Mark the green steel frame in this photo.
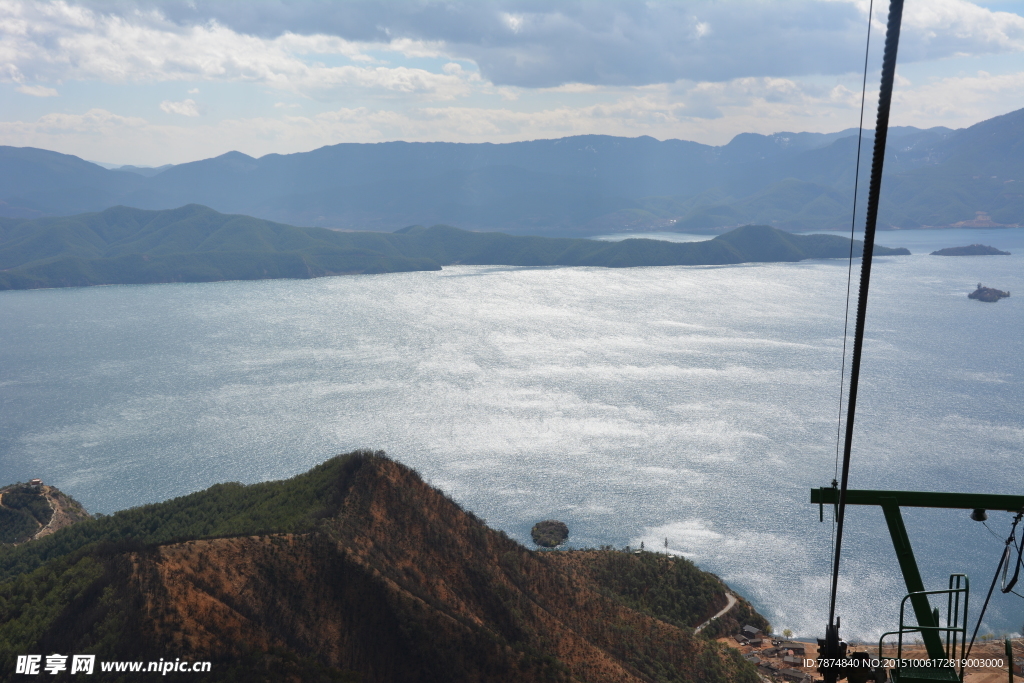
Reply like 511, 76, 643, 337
810, 488, 1024, 666
877, 575, 968, 682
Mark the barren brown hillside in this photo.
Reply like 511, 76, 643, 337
2, 453, 763, 683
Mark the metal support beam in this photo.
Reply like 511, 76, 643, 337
810, 488, 1024, 666
1005, 639, 1013, 683
880, 500, 946, 662
811, 489, 1024, 513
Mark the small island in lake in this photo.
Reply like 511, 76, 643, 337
931, 244, 1010, 256
968, 284, 1010, 302
531, 519, 569, 547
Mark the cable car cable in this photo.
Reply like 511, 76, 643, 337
982, 520, 1005, 542
1000, 513, 1022, 594
826, 0, 905, 640
829, 0, 875, 576
964, 514, 1020, 661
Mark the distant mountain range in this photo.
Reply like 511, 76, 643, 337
0, 204, 909, 290
1, 109, 1021, 236
0, 451, 766, 682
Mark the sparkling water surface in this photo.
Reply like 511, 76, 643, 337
1, 228, 1021, 640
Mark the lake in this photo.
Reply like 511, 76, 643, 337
1, 227, 1021, 640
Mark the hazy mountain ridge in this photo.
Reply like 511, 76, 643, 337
0, 204, 909, 290
0, 452, 766, 683
0, 109, 1019, 234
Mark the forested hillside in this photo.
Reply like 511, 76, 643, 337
0, 204, 908, 290
0, 451, 767, 683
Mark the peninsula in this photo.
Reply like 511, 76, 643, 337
0, 204, 909, 290
0, 452, 767, 682
0, 480, 90, 545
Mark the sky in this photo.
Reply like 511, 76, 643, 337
1, 0, 1023, 166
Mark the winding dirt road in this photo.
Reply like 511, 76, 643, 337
695, 591, 738, 633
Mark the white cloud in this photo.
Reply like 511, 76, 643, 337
158, 0, 1020, 87
272, 31, 375, 61
541, 83, 599, 94
16, 84, 58, 97
501, 13, 525, 34
0, 1, 473, 99
3, 0, 1021, 97
385, 38, 449, 60
3, 63, 1022, 166
0, 108, 148, 141
160, 98, 199, 116
899, 0, 1024, 60
891, 68, 1024, 126
0, 0, 1021, 165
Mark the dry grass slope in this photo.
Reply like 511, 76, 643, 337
0, 453, 763, 683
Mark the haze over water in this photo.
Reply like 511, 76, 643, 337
2, 228, 1021, 640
